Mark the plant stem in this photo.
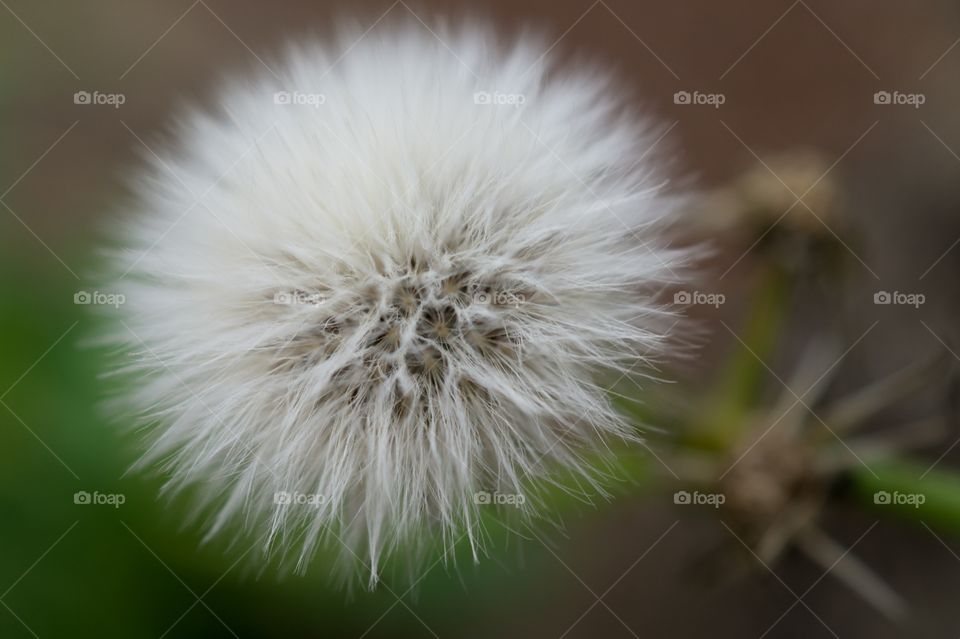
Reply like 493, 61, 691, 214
848, 458, 960, 536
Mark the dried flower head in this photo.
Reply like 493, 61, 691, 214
105, 22, 688, 585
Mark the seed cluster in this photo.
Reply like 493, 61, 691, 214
107, 23, 689, 584
272, 259, 535, 413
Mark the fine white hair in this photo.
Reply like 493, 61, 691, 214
104, 20, 690, 587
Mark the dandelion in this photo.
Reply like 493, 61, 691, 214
104, 22, 689, 586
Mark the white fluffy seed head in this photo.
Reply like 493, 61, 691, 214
103, 21, 690, 587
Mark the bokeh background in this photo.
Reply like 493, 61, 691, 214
3, 1, 960, 637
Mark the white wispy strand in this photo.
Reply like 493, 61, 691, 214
103, 22, 691, 587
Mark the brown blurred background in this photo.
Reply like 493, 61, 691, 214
3, 1, 960, 637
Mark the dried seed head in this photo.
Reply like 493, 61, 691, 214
104, 21, 689, 586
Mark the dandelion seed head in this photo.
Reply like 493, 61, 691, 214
105, 21, 691, 586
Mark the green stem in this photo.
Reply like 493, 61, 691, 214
687, 263, 789, 449
848, 458, 960, 536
